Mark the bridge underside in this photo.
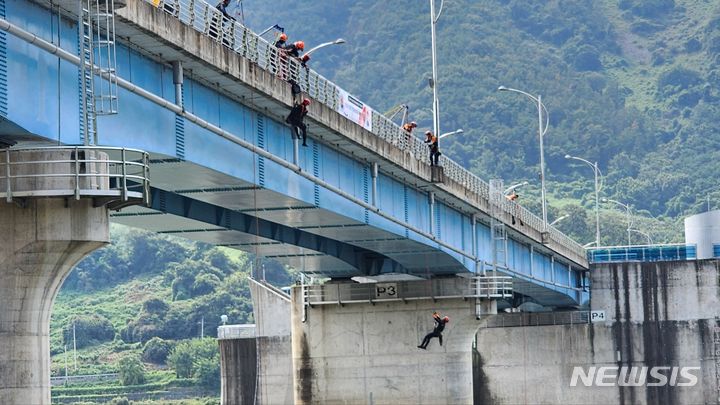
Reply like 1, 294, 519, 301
111, 156, 465, 279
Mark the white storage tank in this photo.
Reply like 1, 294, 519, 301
684, 210, 720, 259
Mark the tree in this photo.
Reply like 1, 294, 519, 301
168, 341, 195, 378
142, 337, 172, 364
118, 354, 145, 386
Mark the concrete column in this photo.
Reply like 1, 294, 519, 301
290, 287, 496, 404
0, 150, 109, 404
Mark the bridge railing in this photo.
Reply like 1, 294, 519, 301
303, 276, 512, 306
587, 243, 697, 263
147, 0, 584, 257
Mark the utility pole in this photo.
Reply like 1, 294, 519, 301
73, 320, 77, 371
200, 317, 204, 339
64, 345, 68, 383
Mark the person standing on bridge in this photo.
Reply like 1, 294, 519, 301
286, 98, 311, 146
418, 311, 449, 349
274, 33, 288, 48
424, 130, 441, 166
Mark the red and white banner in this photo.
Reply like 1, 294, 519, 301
337, 88, 373, 132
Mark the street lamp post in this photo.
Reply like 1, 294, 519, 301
438, 128, 463, 140
602, 198, 632, 246
549, 214, 569, 227
304, 38, 346, 57
430, 0, 445, 139
498, 86, 550, 231
565, 154, 603, 247
629, 228, 653, 245
503, 181, 528, 196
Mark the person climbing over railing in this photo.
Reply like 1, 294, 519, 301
402, 121, 417, 148
424, 130, 441, 166
418, 311, 449, 349
280, 40, 305, 99
286, 98, 311, 147
209, 0, 235, 45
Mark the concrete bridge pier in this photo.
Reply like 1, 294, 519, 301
290, 287, 497, 404
0, 149, 112, 404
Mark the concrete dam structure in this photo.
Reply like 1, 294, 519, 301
221, 259, 720, 404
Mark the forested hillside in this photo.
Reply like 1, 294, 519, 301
241, 0, 720, 244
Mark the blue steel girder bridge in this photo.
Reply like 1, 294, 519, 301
2, 0, 588, 307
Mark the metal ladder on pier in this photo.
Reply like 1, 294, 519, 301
79, 0, 119, 145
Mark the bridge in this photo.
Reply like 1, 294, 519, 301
0, 0, 590, 403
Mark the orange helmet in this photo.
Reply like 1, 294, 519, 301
279, 33, 288, 41
443, 316, 449, 322
302, 98, 311, 106
295, 41, 305, 50
302, 54, 311, 62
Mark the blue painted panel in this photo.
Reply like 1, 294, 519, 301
367, 210, 406, 237
98, 90, 177, 155
7, 0, 80, 142
185, 79, 220, 127
477, 222, 492, 263
261, 159, 315, 204
265, 118, 291, 161
320, 145, 339, 187
318, 186, 365, 223
181, 119, 256, 179
406, 187, 429, 234
126, 49, 165, 96
377, 173, 405, 221
554, 261, 570, 288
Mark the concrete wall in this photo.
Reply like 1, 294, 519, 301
476, 260, 720, 404
290, 286, 496, 404
220, 280, 294, 405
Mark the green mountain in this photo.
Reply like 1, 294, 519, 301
240, 0, 720, 243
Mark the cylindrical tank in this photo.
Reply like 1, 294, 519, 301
684, 210, 720, 259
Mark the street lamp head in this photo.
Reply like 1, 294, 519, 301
456, 129, 464, 134
497, 86, 508, 92
564, 154, 572, 159
333, 38, 346, 45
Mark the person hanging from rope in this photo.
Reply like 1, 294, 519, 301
286, 98, 311, 147
418, 311, 449, 349
424, 130, 441, 166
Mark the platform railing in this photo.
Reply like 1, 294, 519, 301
146, 0, 585, 257
302, 276, 512, 306
484, 311, 590, 328
587, 243, 697, 263
0, 146, 150, 209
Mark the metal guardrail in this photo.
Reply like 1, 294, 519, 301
145, 0, 585, 258
0, 146, 150, 209
217, 324, 256, 340
587, 243, 697, 263
484, 311, 590, 328
302, 276, 512, 306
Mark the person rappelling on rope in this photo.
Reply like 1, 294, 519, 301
418, 311, 449, 349
286, 98, 311, 147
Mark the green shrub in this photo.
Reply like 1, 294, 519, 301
142, 337, 172, 364
118, 354, 145, 386
109, 397, 130, 405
